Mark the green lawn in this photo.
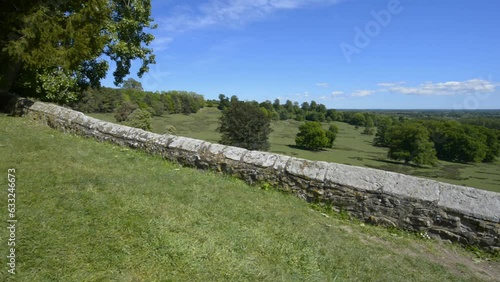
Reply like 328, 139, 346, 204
1, 114, 498, 281
91, 108, 500, 193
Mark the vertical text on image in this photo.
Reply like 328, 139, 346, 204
7, 168, 17, 275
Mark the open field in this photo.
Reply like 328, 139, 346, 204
91, 108, 500, 193
1, 114, 499, 281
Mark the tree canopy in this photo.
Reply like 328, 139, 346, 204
217, 101, 272, 151
295, 121, 330, 151
0, 0, 156, 103
387, 123, 438, 166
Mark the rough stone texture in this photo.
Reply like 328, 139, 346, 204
16, 99, 500, 251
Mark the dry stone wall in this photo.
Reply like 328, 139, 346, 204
15, 99, 500, 251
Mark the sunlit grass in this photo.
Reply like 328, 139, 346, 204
0, 114, 496, 281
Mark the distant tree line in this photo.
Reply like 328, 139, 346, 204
459, 117, 500, 130
72, 86, 205, 117
70, 78, 205, 131
216, 95, 500, 163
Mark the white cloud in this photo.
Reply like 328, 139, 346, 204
385, 79, 495, 96
159, 0, 342, 32
377, 81, 405, 87
351, 90, 374, 97
330, 91, 344, 96
292, 91, 310, 99
151, 36, 173, 51
316, 82, 329, 88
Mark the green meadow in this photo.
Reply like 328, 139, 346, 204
1, 114, 499, 281
91, 108, 500, 193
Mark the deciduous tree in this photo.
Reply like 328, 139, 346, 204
295, 121, 330, 151
387, 123, 438, 166
218, 101, 272, 151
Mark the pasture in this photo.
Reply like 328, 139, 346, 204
1, 114, 498, 281
91, 108, 500, 193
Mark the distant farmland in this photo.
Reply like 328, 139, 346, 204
90, 108, 500, 193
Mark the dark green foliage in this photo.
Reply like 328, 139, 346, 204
72, 87, 123, 113
273, 99, 281, 111
423, 120, 499, 163
1, 0, 156, 103
114, 101, 138, 122
373, 117, 394, 147
301, 102, 310, 111
326, 124, 339, 148
125, 109, 152, 131
352, 113, 366, 126
365, 116, 375, 127
483, 129, 500, 162
218, 101, 272, 151
362, 127, 375, 135
387, 123, 438, 166
305, 111, 326, 122
72, 87, 204, 116
362, 116, 375, 135
460, 116, 500, 130
295, 121, 330, 150
217, 94, 231, 110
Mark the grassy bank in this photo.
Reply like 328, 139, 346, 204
91, 108, 500, 193
0, 114, 498, 281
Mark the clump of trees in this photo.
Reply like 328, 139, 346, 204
387, 123, 438, 166
423, 120, 499, 163
375, 119, 500, 165
218, 95, 344, 123
217, 101, 272, 151
295, 122, 338, 151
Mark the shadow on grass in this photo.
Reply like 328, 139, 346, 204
286, 144, 328, 152
366, 157, 424, 168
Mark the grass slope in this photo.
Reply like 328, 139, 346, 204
0, 114, 498, 281
91, 108, 500, 193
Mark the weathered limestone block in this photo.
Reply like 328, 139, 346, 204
102, 123, 135, 140
169, 136, 209, 152
200, 143, 226, 165
439, 183, 500, 222
166, 136, 211, 166
286, 158, 328, 182
242, 150, 278, 168
223, 146, 248, 161
325, 163, 382, 192
382, 171, 440, 203
144, 134, 176, 158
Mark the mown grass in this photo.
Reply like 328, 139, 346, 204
0, 114, 499, 281
91, 108, 500, 192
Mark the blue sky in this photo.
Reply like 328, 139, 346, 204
102, 0, 500, 109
